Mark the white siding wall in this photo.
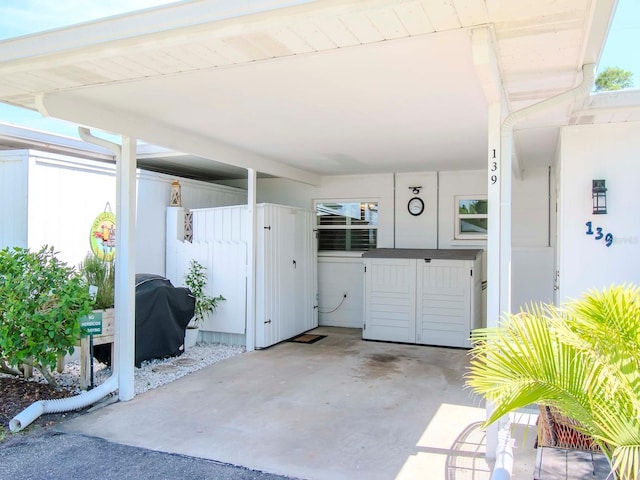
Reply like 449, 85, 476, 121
28, 153, 116, 268
558, 121, 640, 302
0, 151, 29, 249
0, 149, 246, 274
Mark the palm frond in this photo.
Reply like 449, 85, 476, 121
467, 285, 640, 480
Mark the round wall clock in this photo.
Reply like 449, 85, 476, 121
407, 197, 424, 216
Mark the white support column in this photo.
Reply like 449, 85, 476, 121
472, 26, 513, 461
499, 126, 513, 321
115, 136, 137, 401
245, 168, 257, 352
486, 101, 510, 457
486, 102, 503, 329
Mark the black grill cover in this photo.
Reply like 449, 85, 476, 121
134, 274, 195, 367
94, 274, 195, 367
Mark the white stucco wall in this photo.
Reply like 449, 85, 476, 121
252, 166, 554, 327
558, 121, 640, 302
1, 149, 246, 274
394, 172, 438, 249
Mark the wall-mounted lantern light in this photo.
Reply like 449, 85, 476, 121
170, 180, 182, 207
592, 179, 607, 215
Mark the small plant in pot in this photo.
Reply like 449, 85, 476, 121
183, 259, 224, 348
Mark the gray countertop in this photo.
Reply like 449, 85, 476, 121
361, 248, 483, 260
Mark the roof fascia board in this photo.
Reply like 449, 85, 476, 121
0, 0, 319, 63
0, 122, 114, 161
579, 0, 618, 67
0, 0, 448, 77
587, 89, 640, 109
39, 92, 321, 186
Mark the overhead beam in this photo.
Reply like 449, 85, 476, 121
471, 27, 503, 105
38, 92, 321, 186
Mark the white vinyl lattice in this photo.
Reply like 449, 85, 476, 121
184, 211, 193, 243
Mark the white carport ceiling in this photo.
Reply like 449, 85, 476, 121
0, 0, 616, 182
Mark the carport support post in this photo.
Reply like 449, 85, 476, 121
245, 168, 257, 352
115, 135, 137, 401
486, 101, 512, 457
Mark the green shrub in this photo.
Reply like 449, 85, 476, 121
184, 260, 224, 328
0, 246, 92, 387
78, 252, 114, 310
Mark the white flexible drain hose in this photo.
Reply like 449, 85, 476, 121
9, 376, 118, 432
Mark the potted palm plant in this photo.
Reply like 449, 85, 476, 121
467, 284, 640, 480
183, 259, 224, 348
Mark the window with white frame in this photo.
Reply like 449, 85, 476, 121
315, 200, 378, 251
455, 196, 488, 239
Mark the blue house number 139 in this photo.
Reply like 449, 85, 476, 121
585, 221, 613, 247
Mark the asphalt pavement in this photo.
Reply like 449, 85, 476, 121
0, 430, 299, 480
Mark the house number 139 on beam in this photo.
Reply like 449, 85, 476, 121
490, 149, 498, 184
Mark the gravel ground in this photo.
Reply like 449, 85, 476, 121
23, 342, 246, 395
0, 342, 246, 429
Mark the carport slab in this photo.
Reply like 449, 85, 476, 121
59, 327, 536, 479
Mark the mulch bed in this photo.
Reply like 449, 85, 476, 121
0, 377, 76, 432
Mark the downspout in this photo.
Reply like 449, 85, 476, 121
10, 127, 122, 432
489, 63, 595, 480
79, 127, 121, 158
495, 62, 594, 314
501, 63, 595, 175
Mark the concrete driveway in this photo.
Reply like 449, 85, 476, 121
59, 327, 536, 479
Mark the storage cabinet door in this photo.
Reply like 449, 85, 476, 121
364, 258, 416, 343
416, 259, 471, 348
